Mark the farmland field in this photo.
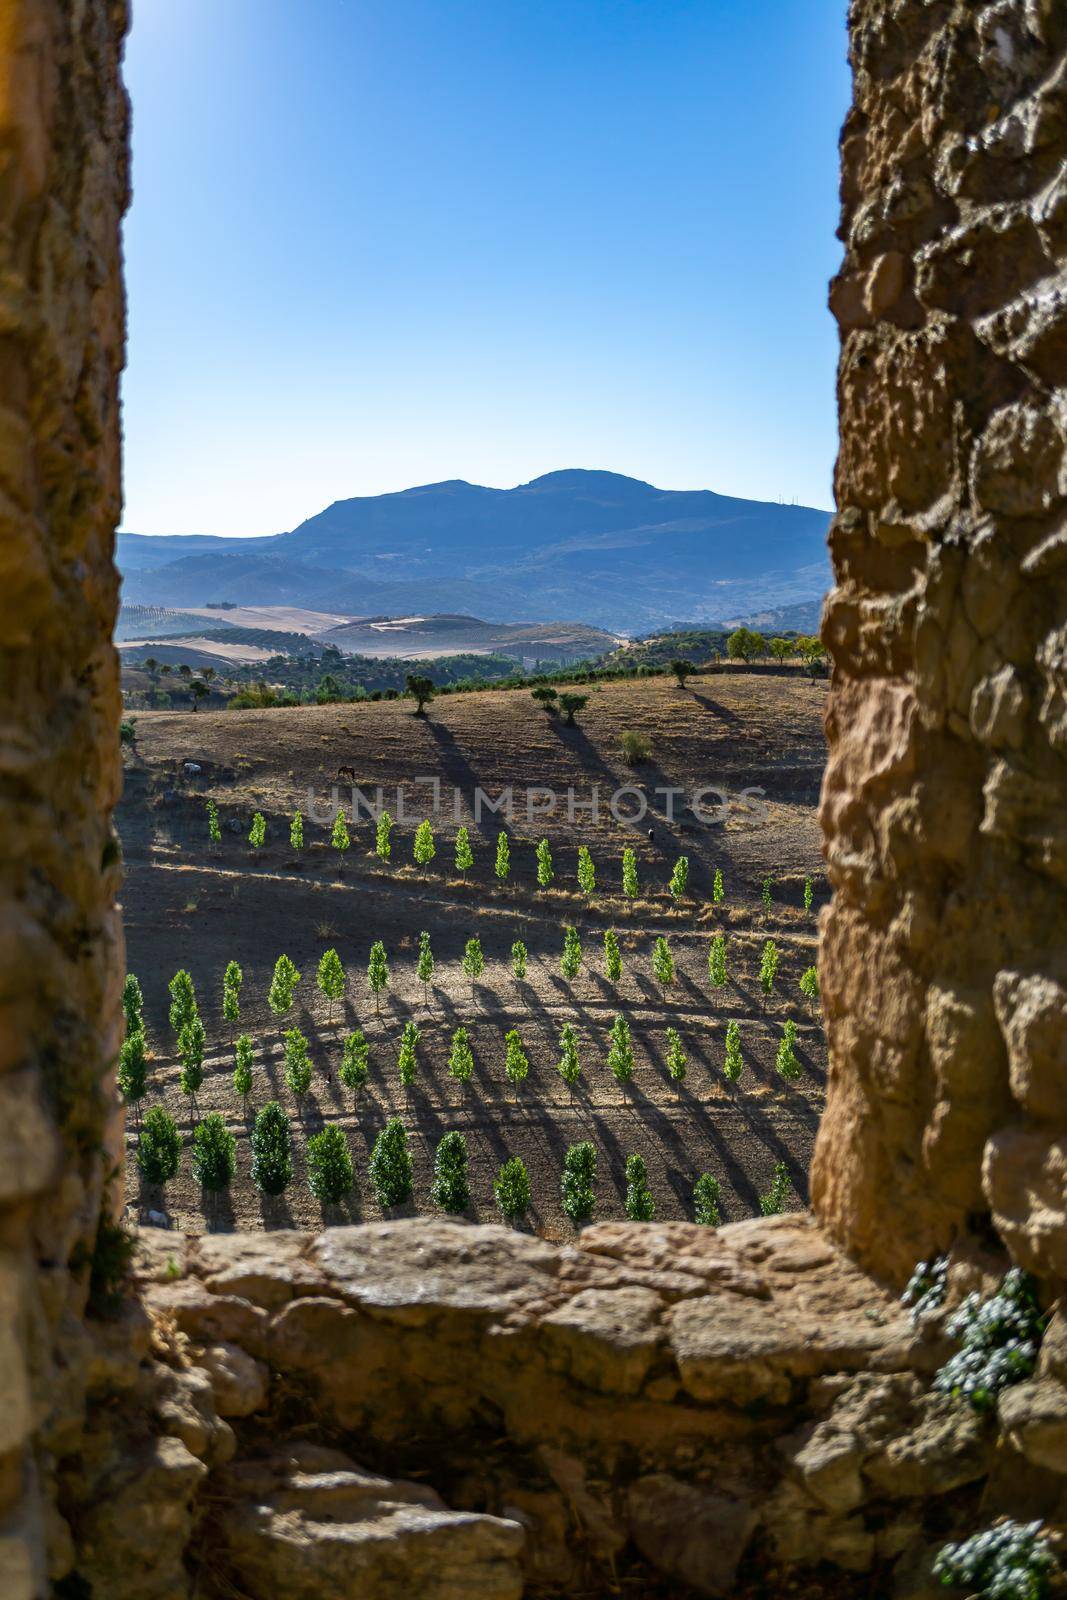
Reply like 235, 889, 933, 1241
117, 670, 829, 1237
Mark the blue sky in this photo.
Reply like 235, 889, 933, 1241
121, 0, 850, 536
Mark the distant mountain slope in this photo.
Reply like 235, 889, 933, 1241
117, 470, 831, 633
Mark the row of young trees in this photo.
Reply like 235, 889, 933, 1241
136, 1104, 793, 1224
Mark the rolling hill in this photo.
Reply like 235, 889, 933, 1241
117, 469, 831, 633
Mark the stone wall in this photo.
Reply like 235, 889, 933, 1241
813, 0, 1067, 1286
0, 2, 129, 1593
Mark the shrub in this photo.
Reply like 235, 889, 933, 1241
192, 1113, 236, 1192
775, 1019, 801, 1080
376, 809, 394, 861
178, 1016, 205, 1095
462, 936, 485, 983
761, 874, 773, 912
723, 1020, 743, 1081
557, 1021, 581, 1086
622, 848, 639, 900
122, 972, 144, 1036
120, 717, 137, 745
340, 1030, 369, 1098
268, 954, 301, 1017
413, 819, 435, 866
511, 940, 527, 981
759, 1161, 791, 1216
118, 1029, 148, 1104
803, 875, 814, 912
901, 1256, 948, 1324
693, 1172, 721, 1226
495, 831, 511, 881
431, 1131, 470, 1213
397, 1020, 420, 1086
625, 1153, 655, 1221
168, 968, 198, 1037
249, 811, 266, 850
504, 1028, 529, 1086
800, 965, 819, 1004
331, 809, 350, 860
577, 846, 596, 895
233, 1033, 254, 1098
561, 926, 582, 980
535, 838, 553, 888
317, 948, 346, 1022
369, 1118, 413, 1208
251, 1102, 292, 1196
620, 729, 651, 765
561, 1141, 597, 1226
669, 856, 689, 900
651, 935, 674, 990
283, 1028, 313, 1097
604, 928, 622, 982
759, 939, 780, 995
448, 1025, 474, 1082
933, 1521, 1055, 1600
367, 941, 389, 1011
712, 866, 724, 904
708, 933, 727, 987
290, 809, 304, 849
137, 1106, 181, 1185
222, 959, 243, 1031
455, 825, 473, 874
495, 1156, 531, 1221
307, 1125, 354, 1204
666, 1026, 686, 1082
933, 1268, 1046, 1412
607, 1014, 634, 1085
417, 931, 434, 998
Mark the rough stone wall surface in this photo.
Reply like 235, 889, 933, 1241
814, 0, 1067, 1286
0, 2, 128, 1594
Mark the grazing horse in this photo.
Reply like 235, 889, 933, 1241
337, 765, 355, 781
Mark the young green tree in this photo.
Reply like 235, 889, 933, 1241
207, 798, 222, 850
561, 925, 582, 980
137, 1106, 181, 1186
668, 855, 689, 901
290, 809, 304, 850
413, 819, 436, 867
222, 959, 242, 1035
462, 936, 485, 986
577, 846, 596, 895
369, 1118, 413, 1208
367, 941, 389, 1014
708, 933, 728, 987
607, 1013, 634, 1086
339, 1030, 369, 1102
405, 672, 436, 715
666, 1026, 687, 1084
769, 636, 792, 664
726, 626, 764, 664
775, 1020, 802, 1081
454, 825, 474, 876
561, 1141, 597, 1226
622, 847, 639, 901
283, 1028, 313, 1098
417, 930, 434, 1001
803, 875, 814, 913
531, 686, 558, 713
168, 968, 198, 1038
268, 954, 301, 1018
799, 965, 819, 1007
761, 874, 773, 913
307, 1125, 354, 1204
192, 1113, 236, 1192
178, 1016, 205, 1097
603, 928, 622, 983
503, 1028, 529, 1089
759, 939, 780, 996
375, 809, 394, 861
495, 1156, 531, 1222
511, 939, 528, 982
118, 1029, 148, 1107
557, 1021, 581, 1089
397, 1020, 420, 1087
625, 1153, 655, 1221
670, 658, 696, 688
448, 1025, 474, 1082
495, 830, 511, 882
251, 1101, 292, 1196
759, 1161, 791, 1216
651, 935, 675, 991
536, 838, 553, 888
233, 1033, 254, 1099
249, 811, 266, 850
712, 866, 724, 905
431, 1131, 470, 1214
317, 947, 346, 1023
122, 972, 144, 1036
331, 808, 351, 864
723, 1020, 744, 1082
693, 1172, 721, 1226
558, 692, 589, 726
